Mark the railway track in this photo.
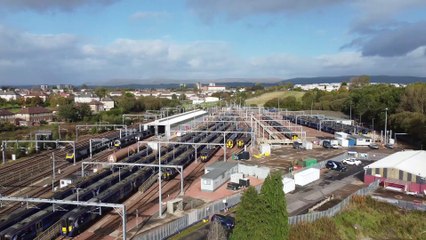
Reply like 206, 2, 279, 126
0, 150, 112, 217
0, 131, 120, 195
81, 146, 236, 240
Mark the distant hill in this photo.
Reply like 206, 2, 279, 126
7, 75, 425, 89
280, 75, 426, 85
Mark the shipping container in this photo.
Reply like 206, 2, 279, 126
303, 158, 317, 167
294, 168, 320, 186
282, 177, 296, 193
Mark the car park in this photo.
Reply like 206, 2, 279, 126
342, 158, 362, 166
326, 160, 347, 172
211, 214, 235, 230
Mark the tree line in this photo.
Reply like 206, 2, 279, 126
263, 78, 425, 148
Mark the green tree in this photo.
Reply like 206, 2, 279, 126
58, 103, 79, 122
398, 82, 426, 114
94, 87, 108, 98
260, 171, 289, 240
178, 93, 187, 101
349, 75, 370, 89
116, 93, 137, 113
77, 103, 92, 121
231, 186, 263, 240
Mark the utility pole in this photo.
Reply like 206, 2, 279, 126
384, 108, 388, 144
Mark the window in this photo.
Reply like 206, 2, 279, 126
203, 179, 211, 185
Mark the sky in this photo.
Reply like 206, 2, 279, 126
0, 0, 426, 85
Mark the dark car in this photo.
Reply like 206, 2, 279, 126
326, 160, 347, 172
211, 214, 235, 229
322, 140, 332, 149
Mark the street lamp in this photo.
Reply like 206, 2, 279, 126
384, 108, 388, 144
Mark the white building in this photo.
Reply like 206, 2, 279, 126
100, 97, 115, 111
192, 96, 219, 105
0, 91, 20, 101
294, 83, 342, 92
74, 92, 100, 103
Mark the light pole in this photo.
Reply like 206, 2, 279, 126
384, 108, 388, 144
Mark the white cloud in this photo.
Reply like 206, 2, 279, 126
0, 26, 425, 85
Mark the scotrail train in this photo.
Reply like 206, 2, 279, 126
0, 120, 235, 239
65, 129, 154, 163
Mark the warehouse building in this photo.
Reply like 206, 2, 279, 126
364, 150, 426, 195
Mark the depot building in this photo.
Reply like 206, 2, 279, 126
364, 150, 426, 195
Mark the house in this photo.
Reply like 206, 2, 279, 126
88, 100, 104, 113
15, 106, 53, 125
109, 91, 122, 97
0, 91, 20, 101
100, 97, 114, 111
23, 91, 48, 102
364, 150, 426, 195
74, 92, 100, 103
0, 109, 15, 123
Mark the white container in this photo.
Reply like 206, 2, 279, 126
230, 173, 244, 183
338, 138, 349, 147
238, 164, 255, 176
282, 177, 296, 193
303, 141, 313, 150
389, 138, 395, 145
260, 144, 271, 155
11, 154, 16, 161
294, 168, 320, 186
255, 167, 270, 179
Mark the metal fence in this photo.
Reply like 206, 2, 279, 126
135, 151, 391, 240
137, 193, 244, 240
371, 195, 426, 212
287, 180, 380, 224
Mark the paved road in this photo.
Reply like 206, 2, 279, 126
286, 161, 368, 215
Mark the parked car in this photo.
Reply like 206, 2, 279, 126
331, 144, 341, 149
368, 143, 379, 149
211, 214, 235, 230
385, 143, 394, 149
326, 160, 347, 172
343, 158, 362, 166
323, 141, 332, 149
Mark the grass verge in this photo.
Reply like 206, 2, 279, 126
246, 90, 304, 106
290, 196, 426, 240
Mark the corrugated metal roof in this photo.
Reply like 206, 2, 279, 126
156, 110, 207, 126
364, 150, 426, 177
205, 161, 237, 171
202, 168, 226, 180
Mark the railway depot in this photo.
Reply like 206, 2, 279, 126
0, 107, 423, 240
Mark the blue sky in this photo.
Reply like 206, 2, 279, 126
0, 0, 426, 85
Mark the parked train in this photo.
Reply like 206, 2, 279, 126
283, 115, 369, 135
65, 129, 154, 163
236, 135, 251, 148
263, 116, 298, 140
60, 122, 229, 236
0, 121, 230, 239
